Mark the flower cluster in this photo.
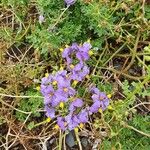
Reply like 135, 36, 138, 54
40, 41, 110, 131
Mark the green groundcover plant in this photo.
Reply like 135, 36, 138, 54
1, 0, 150, 149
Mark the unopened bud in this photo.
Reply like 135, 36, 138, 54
45, 73, 49, 77
46, 117, 51, 123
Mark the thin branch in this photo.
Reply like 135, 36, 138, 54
124, 123, 150, 137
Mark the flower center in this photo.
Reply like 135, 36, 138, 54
49, 92, 54, 97
64, 122, 67, 127
99, 96, 104, 100
63, 88, 68, 92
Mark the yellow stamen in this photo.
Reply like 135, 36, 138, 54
88, 50, 94, 56
74, 127, 79, 133
79, 123, 84, 129
87, 38, 91, 43
63, 88, 68, 92
70, 64, 74, 69
59, 48, 64, 52
108, 105, 113, 110
54, 124, 59, 130
64, 122, 67, 127
100, 97, 104, 100
46, 117, 51, 123
98, 108, 103, 113
59, 102, 64, 109
45, 73, 49, 77
107, 94, 112, 99
36, 86, 40, 91
52, 80, 57, 86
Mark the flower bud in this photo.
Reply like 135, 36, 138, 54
88, 50, 94, 56
79, 123, 84, 129
59, 102, 64, 109
36, 86, 40, 91
107, 94, 112, 99
74, 127, 79, 133
54, 124, 59, 130
60, 48, 64, 52
46, 117, 51, 123
45, 73, 49, 77
98, 108, 103, 113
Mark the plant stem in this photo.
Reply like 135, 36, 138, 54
59, 130, 63, 150
75, 131, 82, 150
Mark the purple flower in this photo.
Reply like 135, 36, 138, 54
89, 88, 110, 114
57, 117, 66, 131
40, 75, 54, 95
45, 105, 55, 118
65, 113, 79, 130
51, 93, 68, 107
56, 86, 76, 98
65, 0, 76, 6
70, 63, 90, 81
62, 43, 79, 66
76, 42, 92, 62
53, 70, 70, 87
89, 100, 101, 114
69, 98, 83, 112
78, 109, 89, 123
39, 15, 44, 24
89, 86, 100, 95
41, 84, 54, 96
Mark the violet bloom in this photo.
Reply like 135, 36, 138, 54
89, 86, 100, 95
89, 88, 110, 114
70, 63, 90, 81
78, 109, 89, 123
76, 42, 92, 62
65, 0, 76, 6
43, 91, 56, 105
54, 75, 70, 89
39, 14, 44, 24
56, 86, 76, 98
40, 75, 53, 95
69, 98, 83, 112
57, 117, 66, 131
45, 105, 55, 118
51, 93, 68, 107
65, 112, 79, 130
55, 70, 76, 97
62, 43, 79, 66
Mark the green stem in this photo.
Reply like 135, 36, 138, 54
103, 43, 126, 66
59, 130, 63, 150
75, 131, 82, 150
123, 30, 140, 72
